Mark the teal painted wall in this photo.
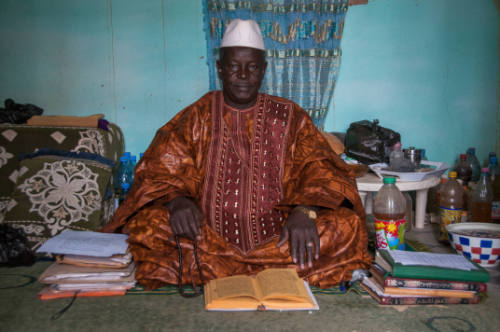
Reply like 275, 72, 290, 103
0, 0, 498, 168
327, 0, 499, 167
0, 0, 209, 156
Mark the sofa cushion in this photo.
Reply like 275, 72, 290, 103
0, 123, 124, 200
2, 154, 113, 250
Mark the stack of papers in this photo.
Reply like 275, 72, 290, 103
56, 252, 133, 268
36, 230, 136, 300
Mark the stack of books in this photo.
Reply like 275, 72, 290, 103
36, 230, 136, 300
361, 250, 490, 305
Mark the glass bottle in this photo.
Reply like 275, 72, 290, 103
439, 171, 464, 242
466, 147, 481, 182
374, 177, 406, 250
468, 168, 493, 222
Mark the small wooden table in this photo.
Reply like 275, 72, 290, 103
356, 172, 441, 229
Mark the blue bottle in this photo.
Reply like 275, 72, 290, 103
485, 152, 497, 168
119, 182, 130, 204
420, 149, 427, 161
114, 155, 130, 197
126, 155, 136, 186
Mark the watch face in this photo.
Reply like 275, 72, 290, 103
296, 206, 317, 219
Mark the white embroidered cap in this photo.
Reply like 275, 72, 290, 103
220, 19, 265, 51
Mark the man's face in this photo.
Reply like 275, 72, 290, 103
217, 47, 267, 109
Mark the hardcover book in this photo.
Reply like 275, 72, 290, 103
361, 277, 481, 305
375, 250, 490, 283
370, 263, 487, 292
38, 287, 126, 300
204, 268, 319, 311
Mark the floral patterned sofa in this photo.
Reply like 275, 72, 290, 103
0, 122, 124, 250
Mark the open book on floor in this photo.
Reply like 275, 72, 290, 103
204, 268, 319, 311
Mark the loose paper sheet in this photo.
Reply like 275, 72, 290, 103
387, 250, 477, 270
36, 230, 129, 257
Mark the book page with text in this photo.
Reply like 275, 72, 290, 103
388, 250, 477, 270
256, 268, 309, 300
210, 275, 261, 300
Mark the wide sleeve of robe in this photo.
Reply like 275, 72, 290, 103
279, 99, 365, 220
101, 92, 214, 233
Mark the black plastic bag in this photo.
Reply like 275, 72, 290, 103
0, 224, 36, 267
345, 119, 401, 165
0, 98, 44, 124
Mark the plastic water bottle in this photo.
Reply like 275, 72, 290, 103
122, 152, 132, 181
428, 177, 446, 217
485, 152, 497, 167
489, 156, 499, 178
466, 147, 481, 182
114, 155, 130, 196
439, 171, 464, 242
374, 177, 406, 250
490, 157, 500, 222
454, 154, 472, 186
128, 155, 137, 186
119, 182, 130, 204
469, 168, 493, 222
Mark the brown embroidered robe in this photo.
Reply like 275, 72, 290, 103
102, 91, 371, 289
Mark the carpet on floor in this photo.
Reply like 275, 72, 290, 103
1, 253, 499, 332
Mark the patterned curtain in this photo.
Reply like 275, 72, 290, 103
202, 0, 350, 129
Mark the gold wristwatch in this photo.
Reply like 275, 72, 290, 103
294, 206, 317, 220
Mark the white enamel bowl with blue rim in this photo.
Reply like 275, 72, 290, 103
446, 222, 500, 268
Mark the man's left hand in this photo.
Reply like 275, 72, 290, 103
277, 207, 320, 270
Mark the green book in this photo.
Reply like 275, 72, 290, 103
375, 250, 490, 283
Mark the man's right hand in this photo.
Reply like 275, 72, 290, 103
166, 196, 203, 241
